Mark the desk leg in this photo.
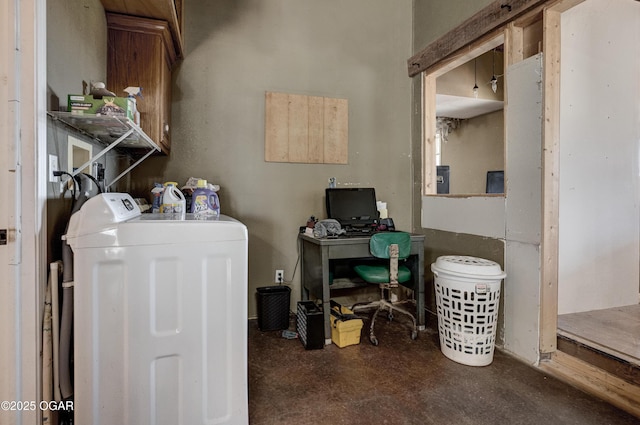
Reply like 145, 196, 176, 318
299, 237, 331, 344
321, 245, 332, 345
299, 237, 309, 301
416, 248, 425, 331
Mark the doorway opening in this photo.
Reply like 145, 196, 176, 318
554, 0, 640, 387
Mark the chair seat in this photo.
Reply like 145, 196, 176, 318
353, 264, 412, 285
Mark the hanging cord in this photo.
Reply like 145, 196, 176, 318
53, 171, 77, 205
79, 172, 103, 194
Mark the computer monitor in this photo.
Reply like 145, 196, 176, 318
436, 165, 450, 194
325, 188, 378, 227
486, 170, 504, 194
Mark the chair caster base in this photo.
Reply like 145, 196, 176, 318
411, 330, 418, 340
369, 335, 379, 346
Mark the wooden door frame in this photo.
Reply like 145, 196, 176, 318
0, 0, 47, 423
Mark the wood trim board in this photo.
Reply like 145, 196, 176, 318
408, 0, 550, 77
539, 6, 561, 355
540, 351, 640, 418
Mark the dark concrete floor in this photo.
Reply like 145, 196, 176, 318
248, 314, 639, 425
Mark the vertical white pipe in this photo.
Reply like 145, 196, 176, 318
51, 261, 61, 402
42, 269, 53, 423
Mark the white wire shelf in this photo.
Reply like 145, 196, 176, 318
48, 111, 161, 188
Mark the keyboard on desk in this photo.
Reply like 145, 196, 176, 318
342, 228, 375, 237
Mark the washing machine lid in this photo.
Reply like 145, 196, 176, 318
115, 213, 248, 247
66, 193, 248, 249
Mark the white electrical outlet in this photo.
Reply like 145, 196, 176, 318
275, 269, 284, 284
49, 154, 59, 182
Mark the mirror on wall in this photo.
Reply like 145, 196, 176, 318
434, 47, 505, 195
68, 135, 92, 175
67, 135, 93, 190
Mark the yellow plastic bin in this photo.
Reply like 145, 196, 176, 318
330, 302, 363, 348
431, 256, 506, 366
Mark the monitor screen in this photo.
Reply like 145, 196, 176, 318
486, 170, 504, 194
325, 188, 378, 227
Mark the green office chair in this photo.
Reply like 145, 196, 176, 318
352, 232, 418, 345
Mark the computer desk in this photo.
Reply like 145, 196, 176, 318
298, 232, 426, 345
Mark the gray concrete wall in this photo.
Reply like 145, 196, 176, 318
130, 0, 414, 318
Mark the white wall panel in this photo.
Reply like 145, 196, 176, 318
421, 196, 505, 238
504, 241, 541, 364
558, 0, 640, 314
503, 53, 543, 364
505, 54, 543, 246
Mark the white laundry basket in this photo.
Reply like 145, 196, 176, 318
431, 256, 506, 366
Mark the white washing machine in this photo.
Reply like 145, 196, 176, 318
66, 193, 248, 425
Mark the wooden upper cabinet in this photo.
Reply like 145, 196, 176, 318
106, 13, 177, 154
100, 0, 184, 58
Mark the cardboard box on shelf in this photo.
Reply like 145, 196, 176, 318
68, 94, 134, 121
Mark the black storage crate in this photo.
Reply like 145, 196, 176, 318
256, 285, 291, 331
296, 301, 324, 350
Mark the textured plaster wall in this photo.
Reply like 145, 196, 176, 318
46, 0, 125, 265
131, 0, 414, 317
47, 0, 107, 110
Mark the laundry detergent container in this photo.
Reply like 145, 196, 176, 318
431, 256, 506, 366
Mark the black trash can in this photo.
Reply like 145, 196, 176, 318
256, 285, 291, 331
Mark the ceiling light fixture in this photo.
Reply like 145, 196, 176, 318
490, 49, 498, 94
473, 59, 479, 98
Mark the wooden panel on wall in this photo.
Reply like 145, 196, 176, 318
288, 94, 309, 163
307, 96, 325, 163
265, 92, 348, 164
323, 97, 348, 164
264, 92, 289, 162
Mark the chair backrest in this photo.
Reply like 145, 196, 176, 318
369, 232, 411, 259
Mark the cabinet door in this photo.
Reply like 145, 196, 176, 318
100, 0, 184, 58
107, 13, 177, 154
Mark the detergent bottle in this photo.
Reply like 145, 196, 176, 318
190, 179, 220, 217
151, 183, 164, 213
160, 182, 186, 215
123, 86, 142, 126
